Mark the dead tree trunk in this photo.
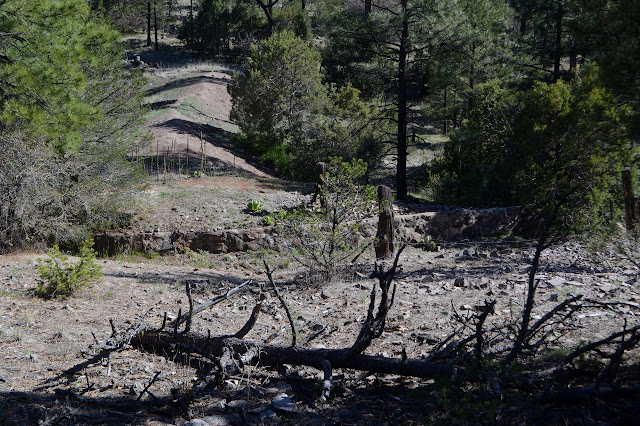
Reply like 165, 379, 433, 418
147, 1, 152, 47
81, 250, 454, 387
346, 247, 404, 357
396, 0, 409, 200
310, 162, 327, 209
622, 167, 638, 229
154, 5, 159, 51
375, 185, 394, 259
132, 332, 451, 379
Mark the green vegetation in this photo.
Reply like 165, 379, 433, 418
0, 0, 147, 252
426, 68, 634, 237
183, 247, 216, 269
278, 158, 376, 280
229, 30, 378, 178
36, 240, 103, 299
246, 199, 264, 213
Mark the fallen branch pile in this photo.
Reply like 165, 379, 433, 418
67, 244, 640, 407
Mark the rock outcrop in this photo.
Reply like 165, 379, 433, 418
396, 207, 521, 244
94, 207, 520, 256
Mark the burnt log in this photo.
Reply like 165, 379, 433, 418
131, 331, 451, 379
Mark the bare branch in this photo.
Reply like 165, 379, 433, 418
234, 292, 266, 339
264, 261, 297, 347
346, 246, 405, 358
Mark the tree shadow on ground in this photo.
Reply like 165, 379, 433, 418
152, 119, 278, 177
145, 75, 231, 98
102, 269, 250, 291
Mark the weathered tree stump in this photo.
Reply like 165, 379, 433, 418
310, 162, 327, 209
375, 185, 394, 259
622, 167, 638, 229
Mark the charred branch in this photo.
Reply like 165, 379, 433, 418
131, 331, 452, 379
264, 261, 297, 347
346, 247, 405, 358
234, 292, 266, 339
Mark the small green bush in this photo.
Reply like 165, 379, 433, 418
246, 199, 264, 213
36, 239, 102, 299
261, 215, 274, 226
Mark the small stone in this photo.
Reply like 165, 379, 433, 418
548, 277, 566, 287
185, 420, 211, 426
548, 294, 559, 301
258, 410, 277, 422
276, 381, 292, 392
129, 382, 143, 395
310, 323, 324, 332
272, 393, 298, 413
211, 398, 227, 410
226, 400, 248, 409
203, 415, 241, 426
454, 277, 465, 287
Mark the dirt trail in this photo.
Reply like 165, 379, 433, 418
143, 69, 272, 178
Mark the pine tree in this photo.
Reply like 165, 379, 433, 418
0, 0, 147, 250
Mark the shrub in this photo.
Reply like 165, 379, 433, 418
277, 158, 377, 281
246, 199, 264, 213
36, 239, 102, 299
229, 31, 378, 178
261, 215, 274, 226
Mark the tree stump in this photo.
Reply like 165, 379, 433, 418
622, 167, 638, 229
310, 162, 327, 209
375, 185, 394, 259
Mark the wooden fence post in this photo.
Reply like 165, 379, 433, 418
622, 167, 638, 229
375, 185, 394, 259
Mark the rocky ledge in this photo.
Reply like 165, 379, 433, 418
94, 206, 521, 256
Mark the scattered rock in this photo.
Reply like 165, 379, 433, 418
226, 400, 249, 410
276, 381, 293, 392
272, 393, 298, 414
186, 420, 211, 426
203, 414, 242, 425
257, 410, 277, 422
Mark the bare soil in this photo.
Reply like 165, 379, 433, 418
1, 42, 639, 425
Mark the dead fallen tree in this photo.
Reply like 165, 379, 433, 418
130, 332, 452, 379
77, 247, 451, 400
130, 247, 450, 380
68, 238, 639, 406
